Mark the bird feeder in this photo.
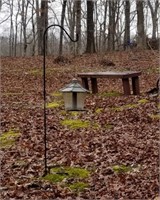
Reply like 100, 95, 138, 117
60, 78, 89, 111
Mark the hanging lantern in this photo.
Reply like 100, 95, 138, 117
60, 78, 89, 111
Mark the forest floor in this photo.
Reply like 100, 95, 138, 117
1, 50, 159, 200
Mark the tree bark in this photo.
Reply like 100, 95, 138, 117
124, 0, 130, 50
148, 0, 159, 39
9, 0, 14, 57
75, 0, 81, 55
108, 0, 116, 51
103, 0, 108, 52
85, 0, 96, 53
39, 0, 48, 55
136, 0, 146, 48
59, 0, 67, 56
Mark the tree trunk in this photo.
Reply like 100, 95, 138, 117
39, 0, 48, 55
136, 0, 146, 48
124, 0, 130, 50
9, 0, 14, 57
21, 0, 29, 56
148, 0, 159, 39
31, 0, 36, 56
103, 0, 108, 52
108, 0, 116, 51
36, 0, 41, 55
59, 0, 67, 56
75, 0, 81, 55
68, 0, 76, 54
85, 0, 96, 53
14, 1, 20, 56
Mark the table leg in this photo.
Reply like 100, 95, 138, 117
81, 78, 89, 90
132, 76, 140, 95
91, 78, 98, 93
122, 78, 131, 95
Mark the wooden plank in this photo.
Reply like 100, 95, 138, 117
91, 78, 98, 93
132, 76, 140, 95
81, 78, 89, 90
77, 71, 141, 79
122, 78, 131, 95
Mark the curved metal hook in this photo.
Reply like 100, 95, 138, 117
43, 24, 78, 176
43, 24, 79, 43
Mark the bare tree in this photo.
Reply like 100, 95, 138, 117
85, 0, 96, 53
136, 0, 146, 48
124, 0, 130, 49
75, 0, 81, 55
39, 0, 48, 55
108, 0, 118, 51
14, 0, 21, 56
59, 0, 67, 56
21, 0, 30, 55
9, 0, 14, 56
103, 0, 108, 52
147, 0, 159, 39
67, 0, 75, 53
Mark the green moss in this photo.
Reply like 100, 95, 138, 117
0, 129, 20, 149
43, 173, 66, 183
111, 107, 123, 112
146, 67, 159, 73
95, 108, 103, 114
149, 114, 160, 120
28, 69, 41, 75
124, 104, 138, 109
68, 182, 89, 192
46, 101, 61, 108
70, 111, 79, 117
61, 119, 90, 129
112, 164, 140, 174
92, 123, 100, 129
13, 160, 27, 167
101, 91, 121, 97
60, 110, 67, 116
104, 124, 114, 129
28, 68, 56, 76
51, 92, 62, 97
138, 99, 149, 104
112, 165, 133, 173
51, 167, 90, 179
43, 167, 90, 192
111, 103, 138, 112
42, 167, 90, 191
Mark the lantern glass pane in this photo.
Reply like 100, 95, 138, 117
63, 92, 72, 110
63, 92, 87, 110
77, 93, 86, 110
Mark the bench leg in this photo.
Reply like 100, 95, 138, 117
132, 76, 140, 95
91, 78, 98, 93
122, 78, 131, 95
81, 78, 89, 90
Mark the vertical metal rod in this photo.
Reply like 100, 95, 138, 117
43, 25, 78, 176
43, 27, 47, 176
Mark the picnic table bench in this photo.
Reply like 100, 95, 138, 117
77, 71, 142, 95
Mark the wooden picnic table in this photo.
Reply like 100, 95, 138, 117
77, 71, 142, 95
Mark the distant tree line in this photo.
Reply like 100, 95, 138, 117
0, 0, 159, 57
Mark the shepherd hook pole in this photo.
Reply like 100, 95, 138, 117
43, 25, 78, 176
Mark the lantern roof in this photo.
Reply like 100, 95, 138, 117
60, 78, 89, 93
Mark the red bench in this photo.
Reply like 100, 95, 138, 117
77, 71, 141, 95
